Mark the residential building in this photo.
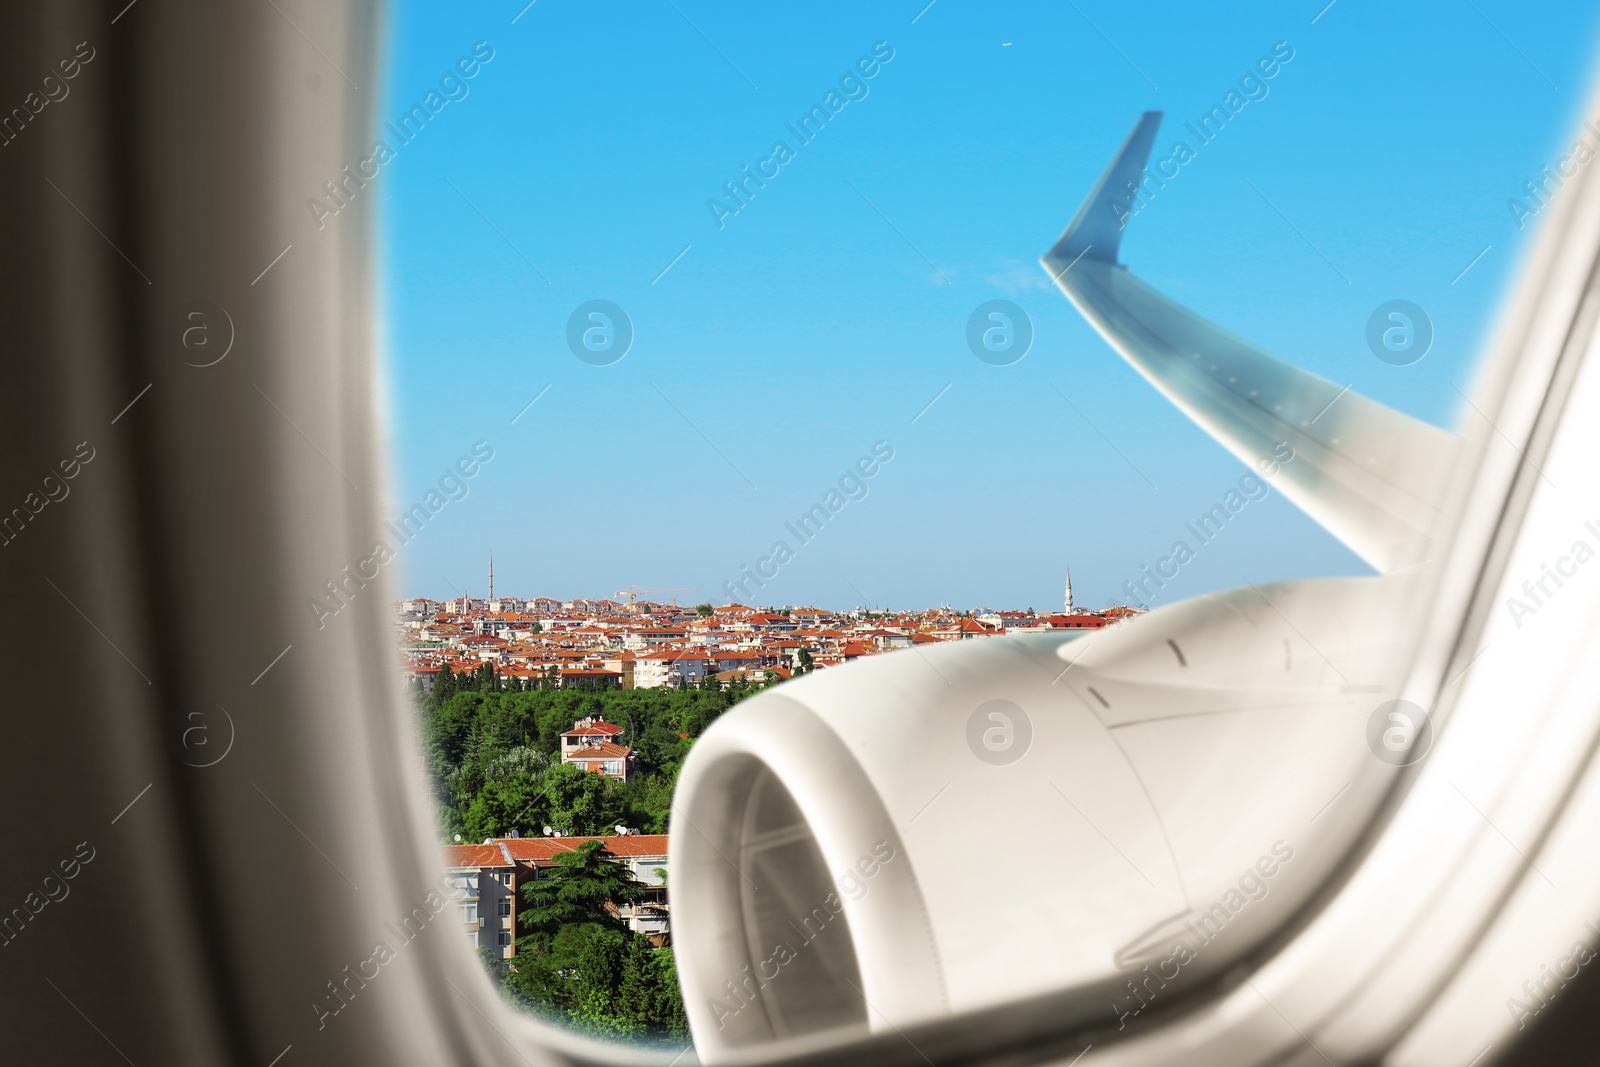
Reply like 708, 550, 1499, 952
442, 834, 672, 965
560, 716, 623, 756
560, 716, 634, 779
564, 740, 635, 780
557, 666, 623, 690
396, 585, 1132, 703
930, 618, 1003, 641
440, 840, 523, 966
632, 649, 710, 689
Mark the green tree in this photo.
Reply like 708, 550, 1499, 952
694, 603, 713, 617
502, 922, 605, 1020
431, 662, 459, 706
542, 763, 618, 835
613, 774, 676, 835
518, 839, 647, 932
503, 925, 686, 1043
616, 935, 688, 1039
570, 927, 633, 1036
475, 943, 503, 976
642, 943, 690, 1040
457, 772, 548, 842
504, 842, 642, 1024
633, 725, 685, 774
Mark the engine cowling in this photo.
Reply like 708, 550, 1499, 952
670, 577, 1414, 1058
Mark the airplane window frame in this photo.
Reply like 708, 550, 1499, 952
8, 4, 1600, 1066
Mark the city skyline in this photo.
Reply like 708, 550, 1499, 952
395, 572, 1128, 695
405, 556, 1097, 614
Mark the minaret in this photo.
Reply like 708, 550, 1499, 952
488, 552, 494, 604
1064, 569, 1073, 614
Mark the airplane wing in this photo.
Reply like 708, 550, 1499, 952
1040, 112, 1459, 573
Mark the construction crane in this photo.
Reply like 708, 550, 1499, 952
612, 586, 697, 613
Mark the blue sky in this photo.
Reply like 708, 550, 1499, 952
378, 0, 1600, 611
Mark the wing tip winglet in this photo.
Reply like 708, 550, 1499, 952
1043, 111, 1164, 275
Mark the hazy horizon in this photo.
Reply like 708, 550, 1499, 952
378, 0, 1600, 611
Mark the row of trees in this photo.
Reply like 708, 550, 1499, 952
418, 662, 773, 840
414, 662, 778, 1041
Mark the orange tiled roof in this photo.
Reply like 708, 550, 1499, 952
566, 740, 632, 759
440, 835, 669, 867
563, 721, 622, 736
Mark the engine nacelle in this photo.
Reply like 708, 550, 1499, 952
670, 577, 1412, 1058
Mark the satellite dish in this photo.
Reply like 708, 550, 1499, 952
482, 838, 493, 845
615, 824, 628, 835
453, 834, 461, 842
542, 825, 554, 836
